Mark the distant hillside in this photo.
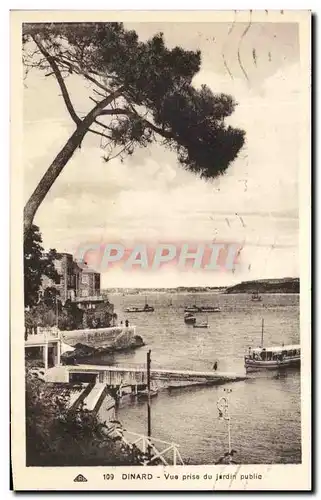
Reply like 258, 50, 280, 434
102, 286, 226, 294
224, 278, 299, 294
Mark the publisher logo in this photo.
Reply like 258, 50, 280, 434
74, 474, 88, 482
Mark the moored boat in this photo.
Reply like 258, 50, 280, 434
251, 290, 262, 302
184, 313, 196, 324
199, 306, 220, 313
193, 322, 209, 329
184, 305, 200, 313
137, 384, 158, 399
244, 344, 301, 372
244, 318, 300, 372
184, 305, 220, 313
125, 303, 154, 313
193, 315, 209, 328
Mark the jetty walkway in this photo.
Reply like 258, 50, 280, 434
46, 363, 247, 387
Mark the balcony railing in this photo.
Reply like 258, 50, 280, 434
25, 327, 61, 345
72, 295, 106, 302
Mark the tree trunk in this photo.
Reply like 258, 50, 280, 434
23, 89, 124, 241
24, 125, 89, 241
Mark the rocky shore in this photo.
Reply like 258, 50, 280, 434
61, 335, 145, 364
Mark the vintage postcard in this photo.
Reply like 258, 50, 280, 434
11, 10, 311, 491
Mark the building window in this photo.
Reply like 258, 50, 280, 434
82, 274, 89, 284
55, 261, 62, 272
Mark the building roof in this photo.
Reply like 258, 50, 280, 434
76, 261, 100, 274
39, 382, 89, 409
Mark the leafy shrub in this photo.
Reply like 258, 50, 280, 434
26, 371, 144, 466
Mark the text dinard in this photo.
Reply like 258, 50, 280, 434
122, 474, 202, 480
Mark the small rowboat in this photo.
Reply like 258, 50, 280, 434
184, 313, 196, 324
193, 322, 209, 329
137, 386, 158, 399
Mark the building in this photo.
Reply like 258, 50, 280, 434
41, 253, 81, 302
76, 262, 101, 298
75, 296, 114, 329
41, 254, 100, 303
25, 326, 62, 370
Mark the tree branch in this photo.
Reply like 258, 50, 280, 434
98, 106, 174, 141
141, 117, 174, 140
82, 71, 114, 95
93, 88, 108, 99
103, 140, 134, 163
31, 35, 81, 126
24, 85, 125, 240
88, 128, 112, 140
94, 118, 113, 130
98, 108, 130, 116
57, 54, 115, 95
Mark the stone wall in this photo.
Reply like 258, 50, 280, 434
61, 326, 136, 348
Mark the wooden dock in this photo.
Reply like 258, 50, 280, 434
46, 364, 247, 387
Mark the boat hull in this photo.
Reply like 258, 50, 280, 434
184, 307, 220, 313
184, 308, 200, 313
125, 307, 154, 313
184, 318, 196, 325
245, 357, 300, 372
137, 390, 158, 399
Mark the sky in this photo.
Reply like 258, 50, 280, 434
23, 20, 301, 288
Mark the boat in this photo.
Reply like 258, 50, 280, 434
251, 290, 262, 302
124, 305, 154, 313
193, 315, 209, 328
184, 313, 196, 325
199, 306, 220, 313
193, 321, 209, 329
185, 296, 200, 314
245, 344, 301, 372
125, 298, 154, 313
184, 305, 201, 313
184, 305, 220, 313
244, 319, 300, 372
137, 384, 158, 399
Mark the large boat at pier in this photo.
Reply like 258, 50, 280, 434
244, 344, 301, 372
244, 318, 300, 372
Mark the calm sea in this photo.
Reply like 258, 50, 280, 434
95, 292, 301, 465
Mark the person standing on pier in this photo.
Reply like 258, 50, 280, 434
213, 361, 218, 371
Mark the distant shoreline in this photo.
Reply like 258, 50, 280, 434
103, 278, 300, 295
